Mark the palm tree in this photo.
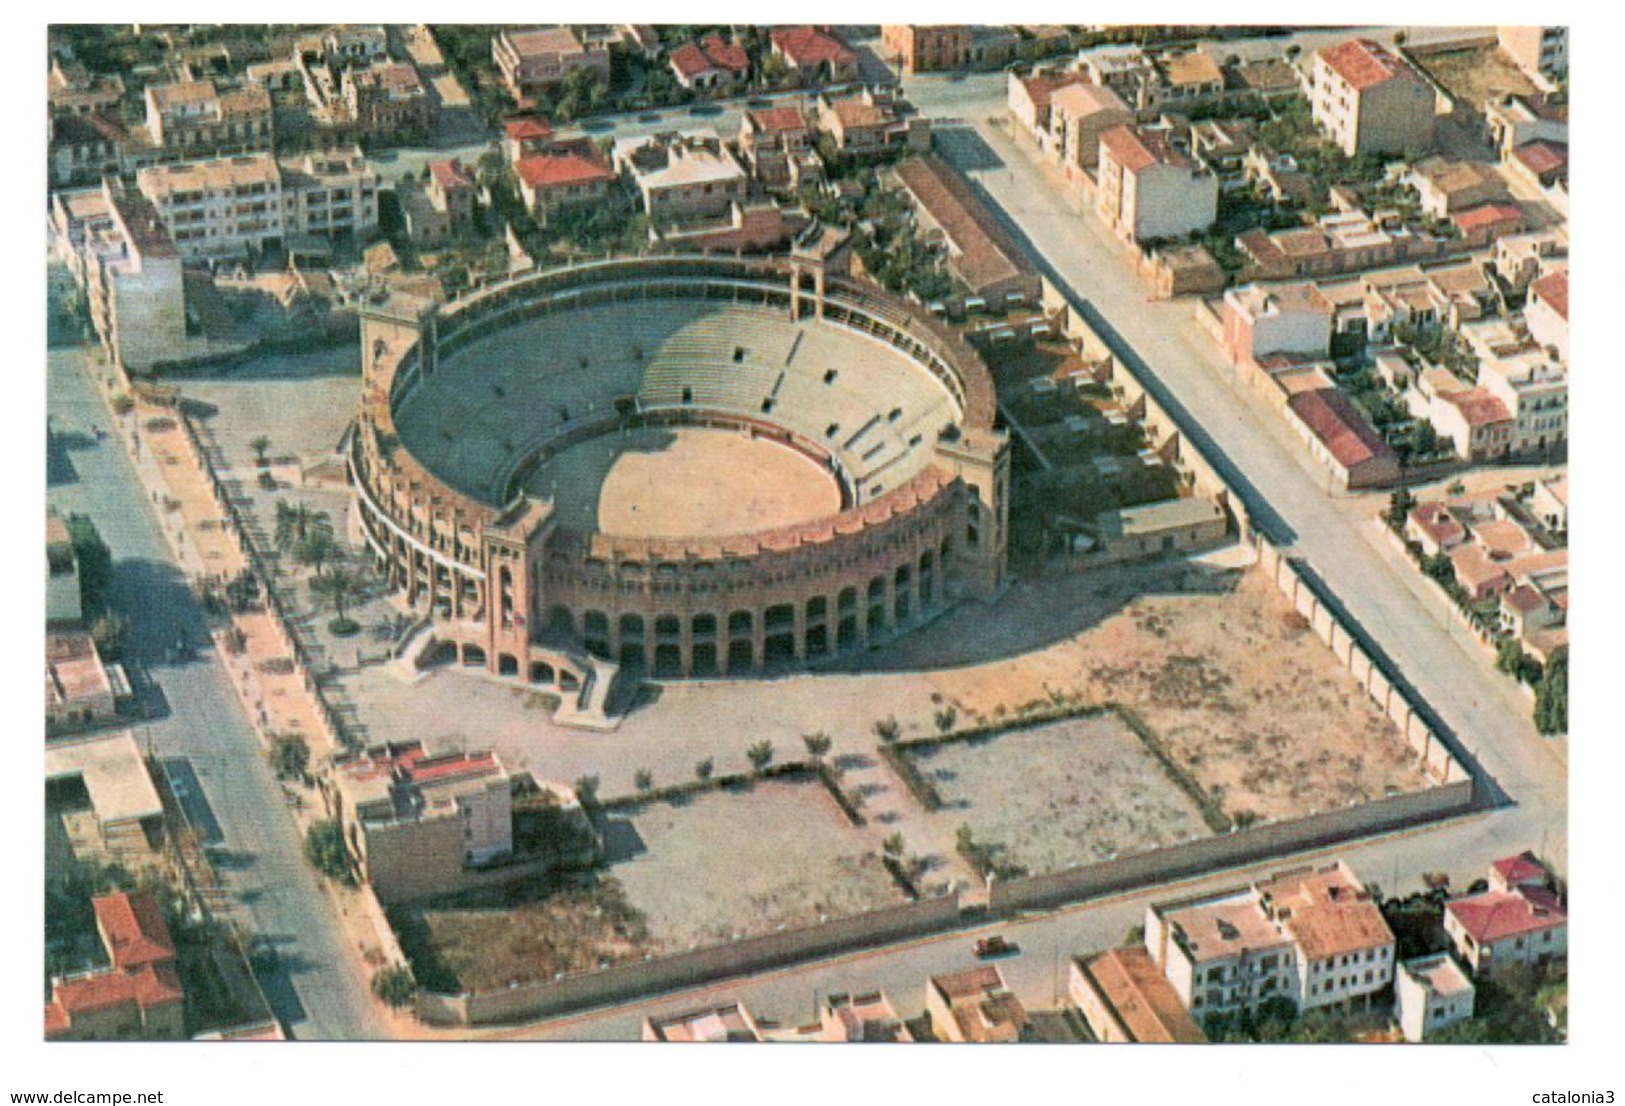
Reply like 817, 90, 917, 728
295, 529, 340, 575
873, 716, 900, 743
250, 435, 272, 467
694, 758, 715, 784
310, 565, 363, 634
746, 740, 774, 774
801, 731, 832, 762
275, 501, 331, 554
634, 768, 654, 793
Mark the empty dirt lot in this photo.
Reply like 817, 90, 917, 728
905, 713, 1215, 876
600, 777, 904, 951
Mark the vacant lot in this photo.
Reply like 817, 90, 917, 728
1412, 45, 1537, 108
603, 777, 903, 951
906, 713, 1214, 876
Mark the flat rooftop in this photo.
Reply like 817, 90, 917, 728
45, 731, 163, 826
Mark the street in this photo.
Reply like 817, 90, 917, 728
47, 343, 387, 1040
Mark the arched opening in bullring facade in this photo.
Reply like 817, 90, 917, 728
461, 643, 486, 667
837, 616, 859, 650
620, 613, 645, 641
728, 638, 754, 672
920, 551, 936, 605
498, 653, 519, 677
692, 613, 717, 638
805, 624, 830, 657
546, 606, 573, 635
656, 614, 681, 639
531, 661, 555, 685
692, 642, 719, 677
764, 631, 797, 667
728, 610, 753, 637
654, 644, 683, 677
765, 603, 794, 632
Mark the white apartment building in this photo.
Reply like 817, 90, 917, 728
136, 148, 379, 260
1462, 317, 1568, 456
1395, 954, 1475, 1042
1096, 124, 1218, 243
1498, 26, 1567, 87
612, 130, 747, 221
1255, 862, 1396, 1014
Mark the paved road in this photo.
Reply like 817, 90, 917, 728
47, 343, 387, 1040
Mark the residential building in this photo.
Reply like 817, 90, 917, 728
1395, 954, 1476, 1042
324, 24, 390, 65
612, 131, 747, 221
44, 892, 185, 1041
1445, 854, 1567, 977
1484, 95, 1567, 159
1006, 69, 1087, 152
327, 740, 521, 903
1498, 564, 1567, 664
737, 106, 821, 190
48, 59, 125, 118
47, 629, 129, 735
45, 731, 165, 863
1189, 118, 1259, 191
1525, 270, 1568, 363
1220, 283, 1333, 366
47, 514, 82, 626
502, 115, 556, 164
1070, 946, 1208, 1042
1078, 45, 1161, 112
808, 991, 913, 1042
1089, 497, 1230, 562
1255, 862, 1396, 1014
1048, 82, 1133, 173
650, 200, 801, 256
770, 27, 859, 84
1285, 388, 1402, 490
926, 965, 1029, 1042
1405, 158, 1512, 220
882, 25, 971, 73
513, 143, 616, 219
427, 159, 477, 231
1493, 226, 1567, 294
642, 1003, 763, 1041
1498, 27, 1568, 86
1528, 474, 1568, 537
493, 26, 610, 101
1096, 124, 1218, 243
891, 154, 1042, 308
1146, 885, 1299, 1023
1311, 39, 1435, 158
342, 63, 434, 144
49, 113, 131, 188
1507, 140, 1568, 193
669, 35, 750, 91
815, 87, 930, 157
1451, 203, 1526, 248
1158, 50, 1225, 107
1429, 386, 1514, 462
144, 78, 274, 155
1461, 317, 1567, 456
49, 180, 186, 372
1235, 211, 1459, 282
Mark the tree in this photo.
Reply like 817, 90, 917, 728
310, 564, 363, 635
110, 393, 135, 416
934, 705, 958, 734
874, 716, 901, 743
269, 735, 310, 781
802, 731, 832, 762
573, 774, 600, 806
89, 612, 130, 661
224, 569, 260, 612
634, 768, 654, 793
303, 820, 352, 883
694, 757, 714, 784
371, 964, 417, 1008
275, 501, 332, 555
1534, 646, 1567, 735
882, 832, 905, 858
1496, 638, 1527, 676
746, 740, 775, 774
250, 435, 272, 467
295, 529, 340, 575
1386, 487, 1416, 531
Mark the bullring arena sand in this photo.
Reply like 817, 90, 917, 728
523, 426, 842, 537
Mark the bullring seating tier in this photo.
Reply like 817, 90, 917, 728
389, 301, 961, 512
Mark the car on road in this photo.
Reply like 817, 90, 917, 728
638, 112, 663, 123
974, 935, 1017, 958
746, 98, 774, 109
687, 103, 723, 116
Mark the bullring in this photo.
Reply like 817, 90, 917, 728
350, 245, 1010, 720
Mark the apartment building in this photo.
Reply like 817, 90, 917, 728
136, 147, 379, 260
144, 78, 274, 155
1406, 158, 1512, 220
1070, 947, 1207, 1043
1079, 45, 1162, 112
642, 1003, 764, 1041
1220, 282, 1333, 366
1311, 39, 1435, 158
46, 514, 82, 626
1096, 124, 1218, 243
612, 131, 747, 221
47, 629, 129, 735
1498, 26, 1568, 86
1525, 270, 1568, 362
815, 88, 930, 156
1146, 860, 1397, 1025
48, 58, 125, 117
881, 25, 972, 73
1049, 81, 1133, 172
1461, 317, 1567, 456
1158, 50, 1225, 107
50, 180, 186, 372
493, 26, 610, 100
514, 144, 617, 219
342, 63, 434, 144
1445, 853, 1568, 977
50, 113, 132, 188
1484, 95, 1567, 159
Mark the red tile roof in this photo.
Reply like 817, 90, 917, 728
1318, 38, 1414, 92
1492, 852, 1550, 889
1409, 503, 1465, 548
1451, 203, 1524, 233
504, 116, 554, 141
1020, 71, 1086, 113
1513, 140, 1568, 179
748, 105, 809, 134
771, 26, 855, 69
95, 892, 175, 970
515, 151, 615, 189
1287, 388, 1396, 470
1503, 583, 1545, 613
700, 35, 749, 74
1099, 124, 1192, 173
1530, 269, 1568, 322
669, 43, 713, 80
1448, 886, 1566, 944
1442, 387, 1513, 428
429, 159, 475, 192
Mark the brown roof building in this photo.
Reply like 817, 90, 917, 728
891, 154, 1041, 306
1071, 947, 1208, 1042
926, 965, 1029, 1042
45, 891, 186, 1041
1284, 388, 1401, 489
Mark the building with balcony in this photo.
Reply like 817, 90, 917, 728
612, 130, 748, 221
1311, 39, 1435, 158
493, 26, 611, 101
144, 78, 274, 155
1445, 854, 1567, 977
1096, 124, 1218, 243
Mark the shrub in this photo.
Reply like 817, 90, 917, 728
371, 964, 417, 1008
303, 820, 352, 883
269, 735, 310, 781
874, 716, 901, 743
746, 740, 775, 773
634, 768, 654, 793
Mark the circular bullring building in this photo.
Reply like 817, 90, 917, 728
351, 243, 1008, 718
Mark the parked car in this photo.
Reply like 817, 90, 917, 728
975, 935, 1017, 958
